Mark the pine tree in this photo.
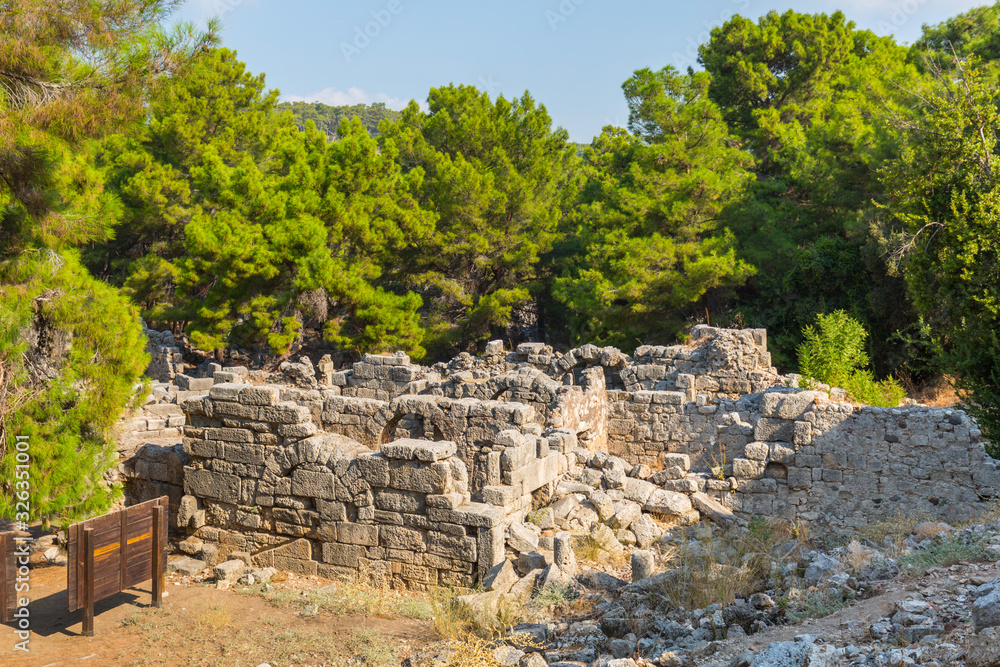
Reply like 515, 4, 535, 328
94, 48, 433, 357
0, 0, 214, 523
553, 67, 754, 348
379, 85, 578, 355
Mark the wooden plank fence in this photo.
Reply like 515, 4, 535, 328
67, 497, 168, 636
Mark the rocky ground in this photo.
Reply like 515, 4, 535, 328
414, 450, 1000, 667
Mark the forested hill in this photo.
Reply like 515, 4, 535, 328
277, 101, 402, 138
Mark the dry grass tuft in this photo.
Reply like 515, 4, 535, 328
350, 626, 397, 666
197, 605, 232, 631
656, 517, 790, 610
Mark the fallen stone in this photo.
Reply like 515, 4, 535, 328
690, 492, 736, 527
644, 489, 693, 515
629, 513, 661, 549
508, 522, 541, 553
576, 570, 627, 592
607, 500, 641, 529
553, 532, 577, 577
968, 626, 1000, 667
483, 559, 520, 594
213, 559, 247, 582
974, 586, 1000, 633
167, 556, 206, 577
494, 646, 525, 666
631, 550, 655, 582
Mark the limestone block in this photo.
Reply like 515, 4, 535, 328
428, 531, 477, 563
690, 492, 736, 527
185, 468, 240, 503
389, 460, 451, 494
291, 469, 336, 500
629, 514, 661, 549
507, 522, 540, 553
744, 442, 770, 461
794, 421, 813, 446
607, 500, 642, 530
732, 458, 766, 479
208, 383, 243, 401
167, 556, 206, 577
413, 440, 457, 462
631, 550, 655, 582
322, 542, 366, 568
754, 418, 794, 443
356, 453, 390, 487
482, 485, 515, 507
623, 477, 656, 505
337, 523, 378, 546
478, 526, 507, 580
661, 453, 691, 471
761, 390, 818, 421
380, 525, 427, 552
374, 489, 424, 513
426, 493, 466, 510
213, 559, 246, 582
257, 402, 311, 424
644, 489, 693, 515
203, 427, 253, 443
239, 385, 281, 406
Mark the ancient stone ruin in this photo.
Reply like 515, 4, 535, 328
121, 325, 1000, 589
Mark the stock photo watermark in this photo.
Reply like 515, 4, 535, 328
546, 0, 588, 31
206, 0, 246, 19
341, 0, 406, 63
12, 435, 31, 652
669, 0, 752, 69
873, 0, 934, 34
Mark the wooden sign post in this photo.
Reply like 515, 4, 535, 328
68, 497, 168, 636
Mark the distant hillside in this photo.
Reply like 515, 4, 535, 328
277, 101, 402, 139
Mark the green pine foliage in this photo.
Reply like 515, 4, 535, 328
278, 101, 402, 139
0, 0, 211, 523
92, 48, 433, 357
379, 85, 578, 355
554, 67, 755, 348
698, 10, 923, 373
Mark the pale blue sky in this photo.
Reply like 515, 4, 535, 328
174, 0, 990, 141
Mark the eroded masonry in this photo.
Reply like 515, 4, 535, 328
121, 325, 1000, 588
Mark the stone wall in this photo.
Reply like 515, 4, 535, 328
175, 381, 576, 588
719, 391, 1000, 530
120, 323, 1000, 583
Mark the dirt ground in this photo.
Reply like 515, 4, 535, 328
1, 559, 436, 667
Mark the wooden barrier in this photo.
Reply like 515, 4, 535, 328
0, 532, 15, 623
67, 497, 168, 636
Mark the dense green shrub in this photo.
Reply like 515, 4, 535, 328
798, 311, 906, 407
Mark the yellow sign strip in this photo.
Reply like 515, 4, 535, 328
127, 531, 151, 546
94, 542, 119, 558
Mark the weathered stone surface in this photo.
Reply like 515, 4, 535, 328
167, 556, 206, 577
629, 514, 661, 548
482, 559, 519, 593
607, 500, 641, 530
644, 489, 692, 515
975, 585, 1000, 633
213, 559, 246, 582
690, 492, 737, 527
630, 550, 654, 582
553, 532, 577, 577
969, 626, 1000, 667
507, 521, 541, 553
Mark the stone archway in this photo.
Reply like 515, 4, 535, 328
366, 395, 455, 447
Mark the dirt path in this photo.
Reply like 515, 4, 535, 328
2, 561, 436, 667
